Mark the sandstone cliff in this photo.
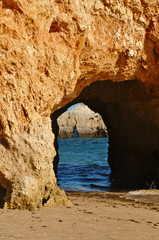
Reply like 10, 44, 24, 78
57, 103, 108, 138
0, 0, 159, 209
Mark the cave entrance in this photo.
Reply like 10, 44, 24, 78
51, 79, 159, 190
52, 103, 111, 192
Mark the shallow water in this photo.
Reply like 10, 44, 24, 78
57, 137, 111, 192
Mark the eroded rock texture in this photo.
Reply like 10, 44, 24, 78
0, 0, 159, 209
57, 103, 108, 138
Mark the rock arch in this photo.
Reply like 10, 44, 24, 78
75, 80, 159, 188
57, 103, 108, 138
53, 79, 159, 189
0, 0, 159, 209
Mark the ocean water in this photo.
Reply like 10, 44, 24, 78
57, 137, 111, 192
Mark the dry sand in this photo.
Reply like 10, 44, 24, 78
0, 191, 159, 240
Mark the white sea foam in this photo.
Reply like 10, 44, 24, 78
127, 190, 159, 196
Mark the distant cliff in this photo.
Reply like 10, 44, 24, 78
57, 103, 108, 138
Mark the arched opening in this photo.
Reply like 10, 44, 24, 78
72, 126, 79, 138
56, 103, 110, 192
51, 79, 159, 190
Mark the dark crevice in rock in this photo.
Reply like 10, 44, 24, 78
49, 21, 61, 33
42, 186, 51, 206
21, 105, 29, 119
2, 0, 23, 13
49, 21, 69, 33
0, 172, 13, 209
51, 112, 59, 176
44, 69, 50, 77
42, 195, 50, 206
0, 185, 6, 208
0, 137, 9, 149
0, 119, 4, 135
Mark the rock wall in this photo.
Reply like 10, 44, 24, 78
0, 0, 159, 209
57, 103, 108, 138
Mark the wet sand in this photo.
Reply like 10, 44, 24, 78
0, 191, 159, 240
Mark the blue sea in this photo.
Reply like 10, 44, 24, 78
57, 137, 111, 192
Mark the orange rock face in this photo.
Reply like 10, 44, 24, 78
0, 0, 159, 209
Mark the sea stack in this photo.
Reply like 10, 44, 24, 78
57, 103, 108, 138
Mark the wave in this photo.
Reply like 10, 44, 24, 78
57, 137, 111, 192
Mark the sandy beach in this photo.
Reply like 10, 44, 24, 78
0, 191, 159, 240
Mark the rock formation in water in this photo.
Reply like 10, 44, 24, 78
0, 0, 159, 209
57, 103, 108, 138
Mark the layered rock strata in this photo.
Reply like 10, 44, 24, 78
0, 0, 159, 209
57, 103, 108, 138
